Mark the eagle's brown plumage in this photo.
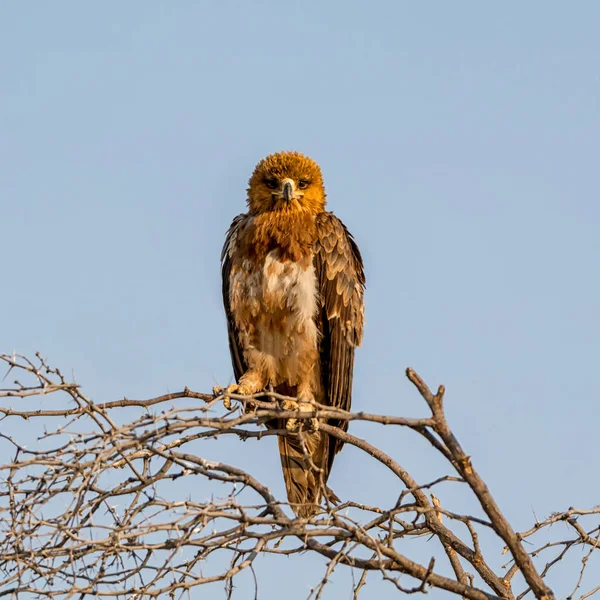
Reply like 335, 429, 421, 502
221, 151, 365, 516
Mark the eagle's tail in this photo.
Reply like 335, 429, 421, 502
278, 430, 332, 517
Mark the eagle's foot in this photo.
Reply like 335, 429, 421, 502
212, 385, 229, 409
282, 399, 299, 430
218, 383, 251, 411
284, 399, 318, 432
305, 414, 319, 432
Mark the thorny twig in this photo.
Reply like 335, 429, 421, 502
0, 353, 596, 599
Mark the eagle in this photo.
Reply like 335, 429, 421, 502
220, 151, 365, 517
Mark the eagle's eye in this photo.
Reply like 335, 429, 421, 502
264, 178, 278, 190
298, 179, 310, 190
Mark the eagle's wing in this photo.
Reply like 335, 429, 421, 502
221, 214, 249, 382
314, 212, 365, 473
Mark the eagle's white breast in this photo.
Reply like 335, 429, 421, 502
262, 251, 317, 322
230, 249, 319, 385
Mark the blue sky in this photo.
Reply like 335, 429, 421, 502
2, 2, 599, 598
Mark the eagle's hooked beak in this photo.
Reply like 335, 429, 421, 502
282, 178, 295, 203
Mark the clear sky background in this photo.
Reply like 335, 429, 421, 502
2, 2, 599, 598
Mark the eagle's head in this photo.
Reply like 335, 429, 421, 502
247, 151, 326, 215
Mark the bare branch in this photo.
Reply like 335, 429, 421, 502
0, 353, 591, 599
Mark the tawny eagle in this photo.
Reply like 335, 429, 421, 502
221, 151, 365, 516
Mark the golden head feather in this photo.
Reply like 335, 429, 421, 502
247, 151, 326, 216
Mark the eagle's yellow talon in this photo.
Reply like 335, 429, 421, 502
221, 383, 250, 411
284, 400, 318, 432
299, 401, 319, 432
212, 386, 232, 410
282, 399, 299, 430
